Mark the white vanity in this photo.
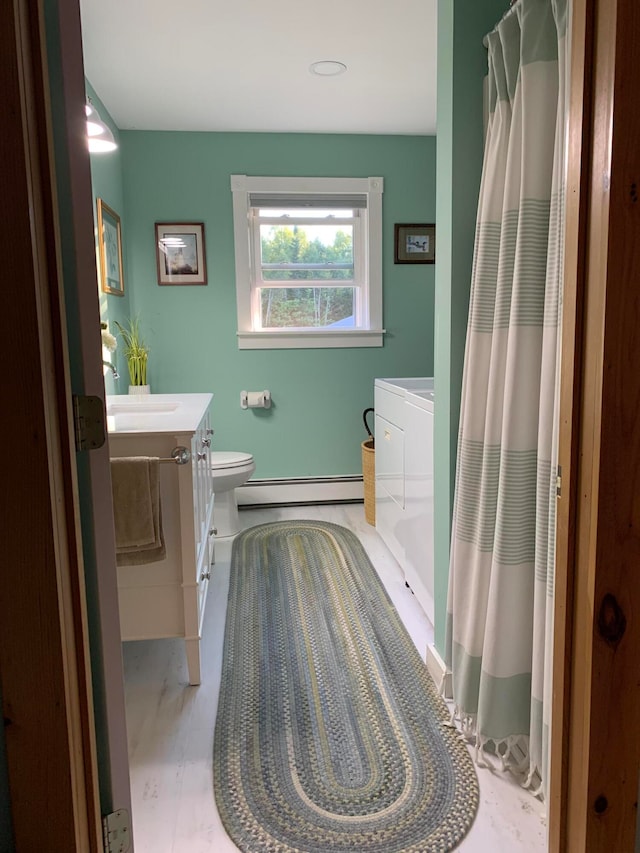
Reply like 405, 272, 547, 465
106, 393, 214, 685
374, 378, 435, 624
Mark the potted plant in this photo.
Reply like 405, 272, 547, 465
114, 317, 150, 394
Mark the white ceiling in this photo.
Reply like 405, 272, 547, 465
79, 0, 437, 136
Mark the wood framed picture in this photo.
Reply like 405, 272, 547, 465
155, 222, 207, 285
97, 198, 124, 295
394, 223, 436, 264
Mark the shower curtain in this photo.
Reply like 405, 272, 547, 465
445, 0, 568, 799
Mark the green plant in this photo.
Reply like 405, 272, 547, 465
114, 317, 149, 386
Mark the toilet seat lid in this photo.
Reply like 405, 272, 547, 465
211, 451, 254, 470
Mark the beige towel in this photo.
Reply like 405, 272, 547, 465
110, 457, 166, 566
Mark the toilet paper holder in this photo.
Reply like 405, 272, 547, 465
241, 390, 272, 409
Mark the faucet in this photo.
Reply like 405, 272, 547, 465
103, 360, 119, 379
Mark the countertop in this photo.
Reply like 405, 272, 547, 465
105, 393, 213, 436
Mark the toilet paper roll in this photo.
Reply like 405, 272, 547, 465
241, 390, 272, 409
246, 391, 265, 407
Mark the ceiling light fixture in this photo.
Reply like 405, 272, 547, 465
309, 60, 347, 77
85, 99, 118, 153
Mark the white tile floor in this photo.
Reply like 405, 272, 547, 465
123, 504, 547, 852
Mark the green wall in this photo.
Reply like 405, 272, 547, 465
86, 82, 131, 395
119, 131, 436, 478
433, 0, 508, 653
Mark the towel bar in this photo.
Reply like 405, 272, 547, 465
158, 446, 191, 465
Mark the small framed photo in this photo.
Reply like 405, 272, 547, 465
155, 222, 207, 286
97, 199, 124, 295
394, 223, 436, 264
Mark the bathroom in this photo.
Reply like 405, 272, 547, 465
5, 0, 635, 850
81, 0, 551, 843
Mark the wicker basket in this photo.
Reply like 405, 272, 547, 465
361, 438, 375, 525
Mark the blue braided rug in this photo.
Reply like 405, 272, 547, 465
213, 520, 478, 852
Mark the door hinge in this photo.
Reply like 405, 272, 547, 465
556, 465, 562, 498
102, 809, 131, 853
72, 394, 106, 451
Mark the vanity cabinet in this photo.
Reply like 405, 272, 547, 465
107, 393, 214, 685
374, 378, 435, 624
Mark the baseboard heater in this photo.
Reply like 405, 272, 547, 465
238, 475, 364, 508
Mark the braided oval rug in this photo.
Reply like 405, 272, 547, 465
213, 520, 478, 852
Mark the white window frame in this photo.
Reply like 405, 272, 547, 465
231, 175, 384, 349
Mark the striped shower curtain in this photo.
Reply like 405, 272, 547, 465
445, 0, 568, 799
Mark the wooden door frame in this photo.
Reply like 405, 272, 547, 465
548, 0, 593, 844
550, 0, 640, 849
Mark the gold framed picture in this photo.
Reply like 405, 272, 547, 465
97, 198, 124, 295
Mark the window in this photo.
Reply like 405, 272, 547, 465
231, 175, 384, 349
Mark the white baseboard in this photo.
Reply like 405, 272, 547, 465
238, 476, 364, 507
426, 643, 452, 698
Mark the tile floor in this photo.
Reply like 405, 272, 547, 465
123, 504, 547, 852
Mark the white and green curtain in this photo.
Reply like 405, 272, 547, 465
445, 0, 568, 799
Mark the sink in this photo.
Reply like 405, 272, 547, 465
105, 393, 213, 435
107, 400, 180, 415
106, 399, 181, 434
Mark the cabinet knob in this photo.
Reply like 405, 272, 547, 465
209, 527, 217, 537
197, 451, 207, 461
200, 570, 211, 582
201, 437, 211, 448
206, 428, 214, 436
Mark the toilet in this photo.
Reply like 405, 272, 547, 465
210, 451, 256, 538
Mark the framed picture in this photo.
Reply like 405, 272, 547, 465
97, 199, 124, 295
155, 222, 207, 286
394, 223, 436, 264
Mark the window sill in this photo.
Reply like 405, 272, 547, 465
237, 329, 385, 350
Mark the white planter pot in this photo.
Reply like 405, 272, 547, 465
129, 384, 150, 395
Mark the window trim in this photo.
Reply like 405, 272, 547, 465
231, 175, 384, 349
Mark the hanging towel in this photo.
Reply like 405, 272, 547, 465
110, 456, 166, 565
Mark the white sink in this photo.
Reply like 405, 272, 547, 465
105, 393, 213, 435
107, 400, 180, 415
